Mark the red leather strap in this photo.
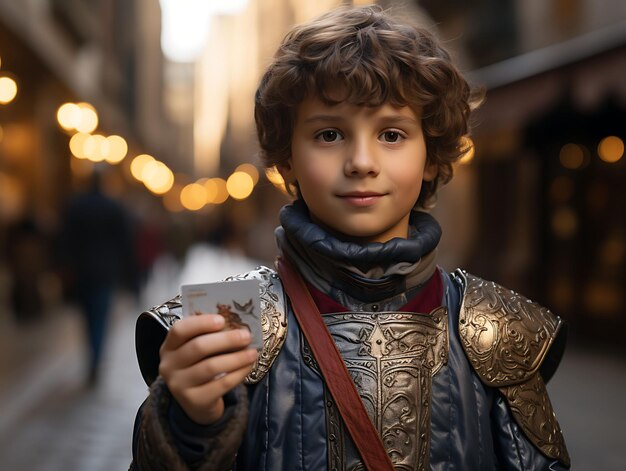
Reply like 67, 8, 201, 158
276, 257, 395, 471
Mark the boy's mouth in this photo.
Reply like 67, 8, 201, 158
337, 191, 386, 206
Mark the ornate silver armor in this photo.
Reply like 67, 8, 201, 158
304, 308, 449, 471
134, 266, 569, 468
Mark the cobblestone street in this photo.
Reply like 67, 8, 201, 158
0, 302, 146, 471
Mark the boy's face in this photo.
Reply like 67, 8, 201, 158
280, 95, 437, 244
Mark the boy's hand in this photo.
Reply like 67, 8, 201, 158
158, 314, 258, 425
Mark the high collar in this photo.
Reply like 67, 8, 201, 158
275, 200, 442, 304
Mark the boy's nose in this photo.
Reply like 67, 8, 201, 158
344, 140, 380, 177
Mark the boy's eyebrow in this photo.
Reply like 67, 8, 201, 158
302, 114, 346, 124
302, 115, 419, 125
376, 115, 420, 126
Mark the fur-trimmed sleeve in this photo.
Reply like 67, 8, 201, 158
131, 378, 249, 470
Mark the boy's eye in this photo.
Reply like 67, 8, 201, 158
381, 131, 403, 143
315, 130, 342, 143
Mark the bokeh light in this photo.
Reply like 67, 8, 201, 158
597, 136, 624, 163
180, 183, 207, 210
75, 102, 99, 133
199, 177, 229, 205
211, 178, 229, 204
57, 103, 82, 130
131, 154, 155, 181
104, 135, 128, 164
83, 134, 107, 162
551, 207, 578, 239
559, 143, 586, 169
142, 160, 174, 194
57, 102, 99, 133
0, 172, 24, 221
236, 163, 260, 185
600, 233, 626, 268
0, 76, 18, 104
203, 178, 219, 203
69, 132, 90, 159
226, 171, 254, 200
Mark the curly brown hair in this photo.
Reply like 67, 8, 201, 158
255, 5, 480, 207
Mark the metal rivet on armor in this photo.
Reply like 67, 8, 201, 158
327, 401, 333, 408
376, 339, 382, 345
371, 304, 379, 311
420, 433, 426, 440
460, 318, 466, 324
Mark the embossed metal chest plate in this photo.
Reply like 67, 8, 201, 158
306, 308, 448, 471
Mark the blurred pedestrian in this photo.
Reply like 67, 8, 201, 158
60, 170, 138, 385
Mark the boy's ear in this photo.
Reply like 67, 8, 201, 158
277, 160, 295, 184
423, 161, 438, 182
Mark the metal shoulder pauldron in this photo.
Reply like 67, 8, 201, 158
226, 268, 288, 384
453, 269, 570, 467
135, 266, 287, 387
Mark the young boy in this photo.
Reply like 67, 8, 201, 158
132, 6, 570, 470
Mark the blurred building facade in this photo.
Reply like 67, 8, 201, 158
420, 0, 626, 345
0, 0, 179, 321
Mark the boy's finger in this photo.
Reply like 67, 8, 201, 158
188, 362, 256, 403
161, 328, 252, 371
161, 314, 225, 351
175, 348, 258, 387
169, 328, 252, 368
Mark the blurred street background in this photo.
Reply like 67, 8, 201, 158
0, 0, 625, 469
